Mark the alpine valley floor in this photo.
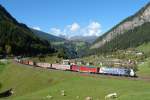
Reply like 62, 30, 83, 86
0, 60, 150, 100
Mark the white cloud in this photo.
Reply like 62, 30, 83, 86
32, 26, 41, 31
49, 21, 102, 38
50, 22, 80, 38
69, 22, 80, 32
83, 21, 101, 36
50, 28, 66, 36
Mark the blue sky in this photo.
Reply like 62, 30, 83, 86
0, 0, 149, 37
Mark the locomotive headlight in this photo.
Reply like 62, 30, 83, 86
130, 69, 135, 77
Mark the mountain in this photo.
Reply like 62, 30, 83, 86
31, 28, 65, 42
92, 2, 150, 51
69, 36, 97, 43
0, 5, 54, 56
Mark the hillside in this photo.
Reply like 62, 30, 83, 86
31, 28, 65, 42
137, 42, 150, 56
53, 40, 91, 58
92, 2, 150, 50
91, 22, 150, 53
0, 5, 54, 56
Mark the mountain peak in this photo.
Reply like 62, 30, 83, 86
0, 4, 18, 24
0, 4, 4, 9
139, 2, 150, 19
145, 2, 150, 8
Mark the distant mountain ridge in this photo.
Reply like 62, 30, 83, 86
0, 5, 54, 56
92, 2, 150, 49
69, 36, 97, 43
31, 28, 65, 42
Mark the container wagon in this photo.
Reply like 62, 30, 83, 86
52, 64, 70, 70
79, 66, 99, 73
70, 65, 79, 72
36, 63, 51, 68
21, 60, 29, 65
28, 61, 34, 66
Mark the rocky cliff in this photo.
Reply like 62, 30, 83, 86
92, 2, 150, 49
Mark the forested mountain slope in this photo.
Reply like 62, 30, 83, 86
31, 28, 65, 42
0, 5, 54, 56
92, 2, 150, 52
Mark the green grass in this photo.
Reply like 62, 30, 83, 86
137, 57, 150, 76
137, 42, 150, 56
0, 62, 7, 73
0, 61, 150, 100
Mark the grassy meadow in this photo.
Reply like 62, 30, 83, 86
137, 42, 150, 56
0, 60, 150, 100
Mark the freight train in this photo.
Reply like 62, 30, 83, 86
14, 58, 136, 77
